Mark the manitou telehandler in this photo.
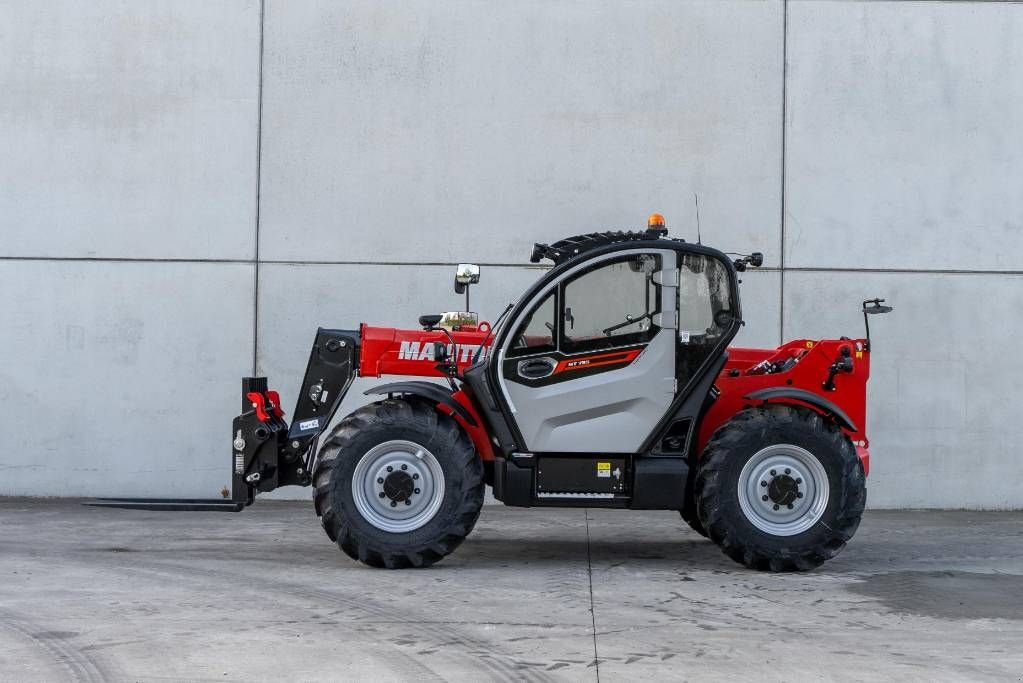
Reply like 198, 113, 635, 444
99, 215, 891, 571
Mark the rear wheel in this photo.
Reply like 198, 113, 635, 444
313, 399, 485, 568
695, 405, 865, 571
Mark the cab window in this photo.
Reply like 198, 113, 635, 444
508, 290, 556, 357
561, 254, 660, 353
676, 253, 735, 378
677, 253, 732, 343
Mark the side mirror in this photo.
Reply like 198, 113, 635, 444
454, 263, 481, 294
733, 252, 763, 272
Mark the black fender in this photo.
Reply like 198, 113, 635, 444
744, 387, 858, 432
364, 381, 478, 427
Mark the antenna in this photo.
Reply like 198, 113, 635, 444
694, 193, 702, 245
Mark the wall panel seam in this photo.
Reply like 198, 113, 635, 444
779, 0, 788, 345
2, 257, 1021, 277
253, 0, 266, 377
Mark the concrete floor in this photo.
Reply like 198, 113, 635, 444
0, 501, 1021, 682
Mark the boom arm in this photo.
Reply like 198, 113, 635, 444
358, 324, 494, 377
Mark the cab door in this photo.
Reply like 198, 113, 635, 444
496, 249, 678, 453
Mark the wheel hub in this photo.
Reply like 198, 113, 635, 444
383, 470, 415, 502
737, 444, 829, 537
352, 440, 445, 533
767, 473, 800, 506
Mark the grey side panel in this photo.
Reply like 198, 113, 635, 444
505, 330, 676, 452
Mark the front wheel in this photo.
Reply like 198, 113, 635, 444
695, 405, 866, 571
313, 399, 485, 568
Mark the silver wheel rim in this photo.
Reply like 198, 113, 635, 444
351, 440, 445, 533
737, 444, 829, 537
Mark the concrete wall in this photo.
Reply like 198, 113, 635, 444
1, 0, 1019, 507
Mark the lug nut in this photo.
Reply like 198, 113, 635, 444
414, 488, 421, 495
797, 492, 803, 498
378, 492, 385, 498
770, 470, 776, 476
760, 481, 767, 487
787, 504, 794, 509
390, 501, 397, 508
785, 468, 791, 475
377, 477, 384, 484
773, 504, 780, 511
796, 478, 802, 484
386, 466, 393, 472
401, 464, 408, 470
762, 495, 768, 501
412, 473, 419, 480
405, 500, 412, 506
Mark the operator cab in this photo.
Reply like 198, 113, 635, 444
461, 219, 748, 508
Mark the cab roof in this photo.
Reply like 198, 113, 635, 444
530, 229, 685, 265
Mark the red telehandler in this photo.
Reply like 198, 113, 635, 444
97, 215, 891, 571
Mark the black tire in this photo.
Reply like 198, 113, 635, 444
313, 398, 485, 568
680, 470, 709, 538
695, 404, 865, 572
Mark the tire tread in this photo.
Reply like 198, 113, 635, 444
695, 404, 865, 572
312, 399, 484, 569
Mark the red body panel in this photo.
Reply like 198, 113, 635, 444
358, 323, 496, 461
355, 323, 871, 474
358, 323, 493, 378
450, 389, 496, 462
703, 339, 871, 475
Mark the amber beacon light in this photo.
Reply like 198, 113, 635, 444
647, 212, 667, 234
